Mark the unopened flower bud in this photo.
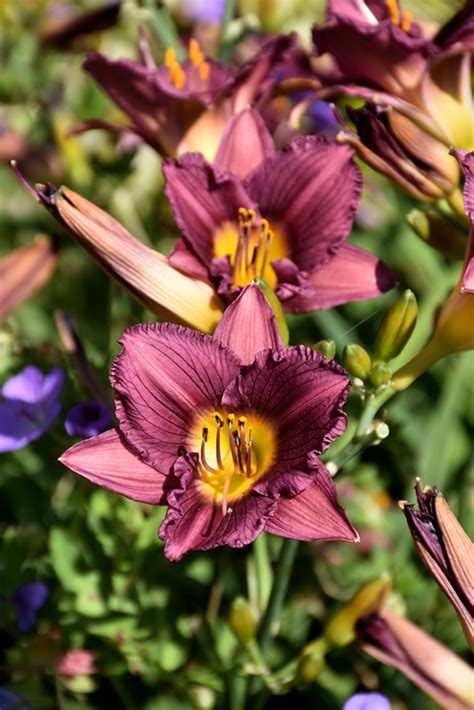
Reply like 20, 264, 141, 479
324, 576, 391, 648
407, 210, 467, 260
370, 363, 392, 387
228, 597, 256, 647
313, 339, 336, 359
298, 650, 326, 683
343, 344, 371, 379
254, 277, 289, 346
374, 290, 418, 361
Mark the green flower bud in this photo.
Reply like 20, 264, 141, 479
298, 651, 325, 683
313, 339, 336, 359
254, 277, 289, 346
343, 344, 372, 379
374, 290, 418, 362
228, 597, 256, 647
370, 362, 392, 387
407, 209, 467, 260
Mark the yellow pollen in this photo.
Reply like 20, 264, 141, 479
400, 10, 413, 32
385, 0, 400, 26
193, 410, 276, 515
188, 38, 211, 84
164, 47, 185, 90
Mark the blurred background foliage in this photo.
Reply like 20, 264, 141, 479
0, 0, 472, 708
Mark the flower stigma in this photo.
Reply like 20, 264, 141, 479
164, 39, 210, 90
194, 409, 276, 515
213, 208, 288, 290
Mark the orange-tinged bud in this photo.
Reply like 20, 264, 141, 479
343, 344, 371, 379
313, 339, 336, 359
228, 597, 256, 647
50, 186, 223, 333
374, 290, 418, 362
324, 576, 391, 647
0, 235, 59, 320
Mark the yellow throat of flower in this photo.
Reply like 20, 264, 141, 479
192, 410, 276, 515
164, 39, 210, 90
213, 208, 288, 290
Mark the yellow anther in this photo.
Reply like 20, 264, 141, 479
238, 416, 247, 427
213, 412, 223, 425
260, 218, 270, 236
189, 38, 204, 67
164, 47, 177, 68
227, 413, 235, 424
385, 0, 400, 26
238, 207, 248, 221
199, 62, 210, 82
164, 47, 185, 89
247, 210, 256, 226
400, 10, 413, 32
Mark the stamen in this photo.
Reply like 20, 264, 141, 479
246, 429, 253, 477
400, 10, 412, 32
234, 430, 246, 474
385, 0, 400, 26
214, 412, 224, 470
164, 47, 185, 90
259, 230, 273, 279
189, 38, 204, 67
199, 62, 210, 81
200, 427, 217, 474
227, 416, 239, 469
221, 471, 232, 516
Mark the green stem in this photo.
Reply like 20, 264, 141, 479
219, 0, 237, 60
253, 533, 273, 613
258, 538, 299, 657
354, 387, 395, 440
329, 430, 379, 471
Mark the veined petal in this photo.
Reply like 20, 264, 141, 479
111, 323, 241, 473
222, 346, 350, 497
159, 453, 277, 561
163, 152, 256, 267
214, 284, 284, 365
49, 186, 223, 332
246, 137, 362, 272
265, 459, 357, 541
0, 235, 59, 320
59, 429, 170, 504
214, 107, 275, 179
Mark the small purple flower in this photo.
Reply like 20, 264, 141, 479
11, 581, 49, 632
343, 692, 391, 710
180, 0, 225, 23
0, 366, 64, 452
65, 401, 112, 438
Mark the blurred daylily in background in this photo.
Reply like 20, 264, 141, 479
60, 285, 357, 561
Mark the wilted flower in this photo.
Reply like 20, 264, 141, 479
343, 692, 391, 710
0, 235, 59, 320
73, 34, 295, 161
401, 480, 474, 649
11, 581, 49, 632
311, 0, 473, 202
65, 401, 112, 438
60, 284, 357, 561
164, 133, 394, 310
393, 150, 474, 389
56, 649, 97, 677
0, 366, 64, 452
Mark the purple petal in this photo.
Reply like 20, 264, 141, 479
163, 153, 256, 268
111, 323, 241, 473
65, 401, 112, 438
159, 453, 276, 561
247, 137, 362, 272
214, 107, 275, 179
265, 459, 357, 541
279, 243, 395, 311
168, 238, 211, 281
343, 692, 391, 710
59, 428, 170, 504
222, 346, 350, 497
11, 581, 48, 632
214, 284, 284, 365
2, 366, 46, 403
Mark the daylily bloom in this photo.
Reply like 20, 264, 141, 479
59, 284, 358, 561
356, 609, 473, 710
0, 366, 64, 453
311, 0, 474, 203
401, 480, 474, 650
164, 133, 395, 311
0, 235, 59, 320
11, 581, 49, 632
11, 161, 224, 334
73, 33, 296, 160
65, 401, 112, 438
392, 149, 474, 389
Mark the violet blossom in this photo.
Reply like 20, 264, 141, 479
59, 284, 357, 561
11, 581, 49, 632
164, 130, 395, 311
0, 366, 64, 452
65, 401, 112, 438
343, 692, 391, 710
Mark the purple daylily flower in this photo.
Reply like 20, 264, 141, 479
11, 581, 49, 632
59, 284, 357, 561
65, 401, 112, 438
74, 34, 296, 160
163, 129, 395, 311
343, 692, 391, 710
0, 366, 64, 452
